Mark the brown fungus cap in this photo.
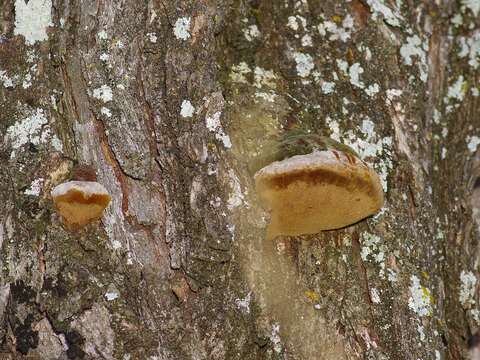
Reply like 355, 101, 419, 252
51, 181, 111, 230
254, 150, 384, 240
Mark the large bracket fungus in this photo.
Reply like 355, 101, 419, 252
51, 181, 111, 230
255, 148, 384, 240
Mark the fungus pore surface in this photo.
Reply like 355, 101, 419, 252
254, 150, 384, 239
51, 181, 111, 229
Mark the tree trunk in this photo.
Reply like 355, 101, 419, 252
1, 0, 479, 359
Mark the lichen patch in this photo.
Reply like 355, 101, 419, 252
174, 17, 191, 40
408, 275, 432, 317
14, 0, 52, 45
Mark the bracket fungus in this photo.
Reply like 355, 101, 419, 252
51, 181, 111, 229
255, 149, 384, 240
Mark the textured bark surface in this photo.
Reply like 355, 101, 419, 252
0, 0, 479, 359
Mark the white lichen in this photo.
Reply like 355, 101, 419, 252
206, 111, 221, 132
399, 35, 429, 82
22, 73, 32, 89
386, 88, 403, 101
360, 232, 385, 274
467, 135, 480, 153
387, 269, 398, 283
287, 15, 306, 31
101, 107, 112, 118
243, 25, 260, 41
326, 116, 392, 192
370, 288, 381, 304
366, 0, 403, 27
460, 270, 477, 307
293, 52, 314, 78
458, 32, 480, 69
14, 0, 52, 45
445, 75, 467, 103
349, 63, 365, 88
97, 30, 108, 40
325, 116, 341, 141
363, 46, 372, 61
441, 147, 447, 159
287, 16, 299, 31
230, 62, 251, 84
206, 112, 232, 149
235, 292, 251, 314
24, 178, 44, 196
471, 309, 480, 324
0, 70, 15, 88
336, 59, 349, 74
462, 0, 480, 16
301, 34, 313, 47
105, 284, 119, 301
417, 325, 426, 342
408, 275, 432, 317
51, 134, 63, 152
269, 323, 283, 354
6, 108, 53, 153
180, 100, 195, 118
99, 53, 109, 62
173, 17, 191, 40
365, 83, 380, 97
92, 85, 113, 103
317, 16, 353, 42
147, 32, 157, 43
321, 81, 335, 94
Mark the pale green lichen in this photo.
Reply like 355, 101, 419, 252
408, 275, 433, 317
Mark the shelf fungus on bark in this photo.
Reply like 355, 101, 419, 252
254, 149, 384, 240
51, 181, 111, 229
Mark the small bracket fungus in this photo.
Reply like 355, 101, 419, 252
255, 149, 384, 240
51, 181, 111, 229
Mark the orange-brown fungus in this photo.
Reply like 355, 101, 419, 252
254, 150, 384, 240
51, 181, 111, 229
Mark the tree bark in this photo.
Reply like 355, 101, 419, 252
0, 0, 479, 359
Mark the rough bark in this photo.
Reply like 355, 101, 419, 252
0, 0, 479, 359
